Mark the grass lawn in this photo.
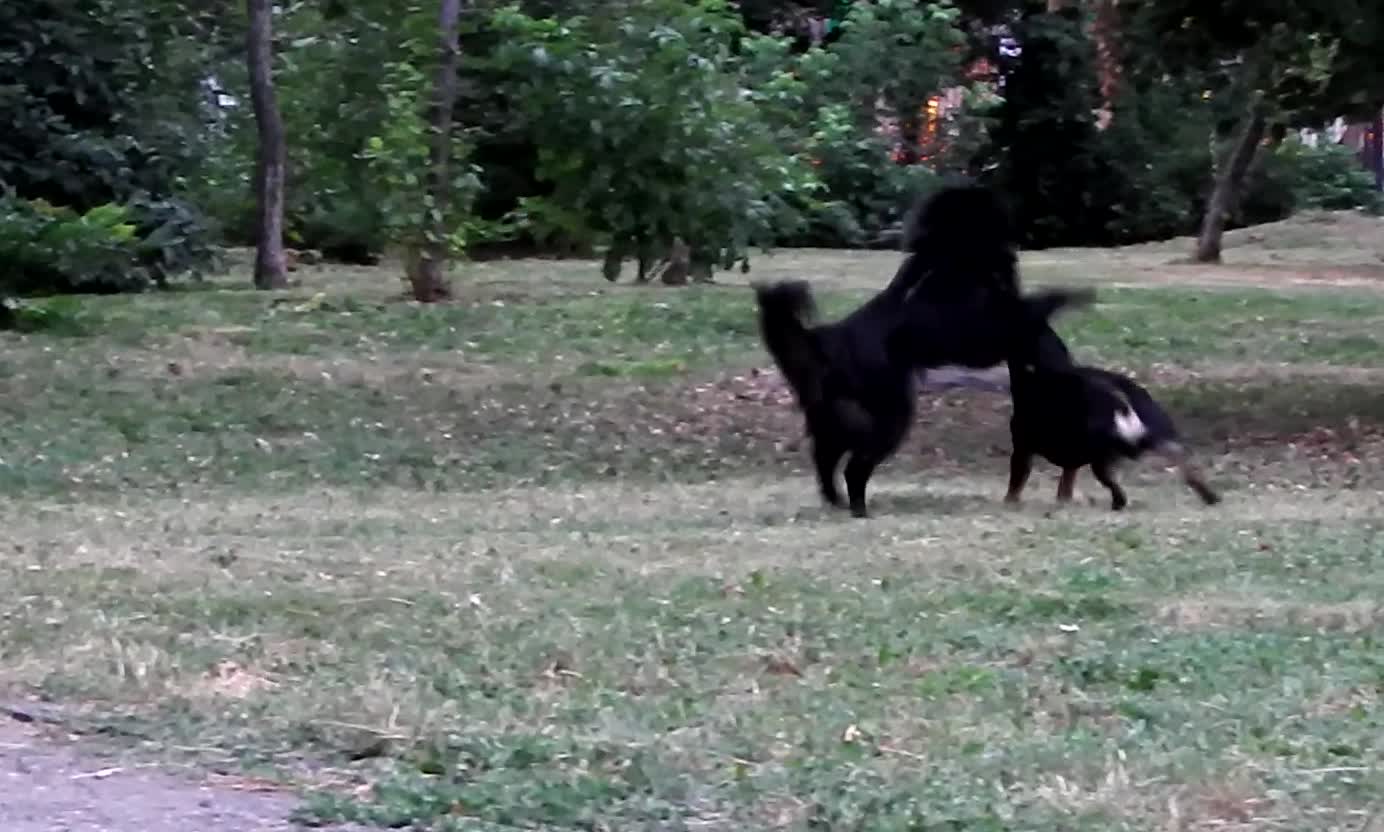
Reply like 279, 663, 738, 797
3, 212, 1384, 829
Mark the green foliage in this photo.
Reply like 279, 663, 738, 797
1121, 0, 1384, 141
0, 0, 217, 285
1257, 139, 1384, 216
982, 4, 1358, 247
0, 196, 146, 300
127, 194, 223, 286
787, 104, 942, 245
188, 2, 401, 261
488, 0, 820, 276
810, 0, 969, 139
1086, 79, 1216, 244
361, 52, 489, 260
986, 5, 1112, 248
782, 1, 986, 245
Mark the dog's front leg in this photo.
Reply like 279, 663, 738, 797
811, 438, 847, 509
1004, 448, 1033, 505
1055, 467, 1080, 504
844, 453, 879, 518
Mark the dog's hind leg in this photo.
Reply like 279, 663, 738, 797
1004, 447, 1033, 505
811, 437, 847, 509
843, 452, 881, 518
1056, 467, 1080, 504
1090, 460, 1128, 511
1157, 441, 1221, 506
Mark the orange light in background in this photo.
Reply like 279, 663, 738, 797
921, 95, 942, 146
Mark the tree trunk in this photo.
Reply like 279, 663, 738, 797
1374, 107, 1384, 191
1195, 97, 1268, 264
409, 0, 465, 303
894, 105, 923, 165
246, 0, 289, 290
1091, 0, 1121, 126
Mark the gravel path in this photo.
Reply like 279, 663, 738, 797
0, 717, 365, 832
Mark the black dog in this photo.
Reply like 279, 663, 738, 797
1004, 327, 1221, 511
753, 277, 919, 518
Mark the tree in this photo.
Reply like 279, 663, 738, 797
405, 0, 465, 303
809, 0, 970, 164
489, 0, 820, 281
987, 3, 1108, 248
246, 0, 289, 289
1123, 0, 1384, 262
1195, 90, 1268, 263
0, 0, 219, 298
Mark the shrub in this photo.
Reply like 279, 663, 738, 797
489, 0, 819, 279
0, 0, 219, 281
1243, 138, 1383, 222
784, 104, 941, 247
780, 0, 978, 247
1089, 80, 1214, 244
127, 194, 223, 286
0, 197, 145, 299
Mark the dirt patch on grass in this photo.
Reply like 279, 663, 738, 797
114, 334, 511, 390
1158, 598, 1384, 632
0, 717, 365, 832
1144, 362, 1384, 386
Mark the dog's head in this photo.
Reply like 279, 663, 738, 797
901, 182, 1020, 301
907, 182, 1017, 251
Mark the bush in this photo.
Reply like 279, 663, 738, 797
1088, 81, 1214, 244
489, 0, 819, 278
0, 197, 144, 299
1242, 139, 1383, 223
783, 104, 941, 247
127, 195, 223, 285
0, 0, 219, 283
984, 5, 1232, 247
985, 4, 1115, 248
778, 0, 977, 247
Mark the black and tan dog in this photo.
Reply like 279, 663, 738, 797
1003, 324, 1221, 511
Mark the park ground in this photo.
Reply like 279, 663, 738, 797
3, 212, 1384, 830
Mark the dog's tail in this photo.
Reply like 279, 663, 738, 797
1022, 287, 1098, 322
1092, 369, 1220, 507
752, 280, 827, 408
1154, 440, 1222, 506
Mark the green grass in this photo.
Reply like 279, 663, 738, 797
4, 220, 1384, 829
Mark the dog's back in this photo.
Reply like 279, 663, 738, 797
1010, 363, 1154, 463
891, 287, 1095, 371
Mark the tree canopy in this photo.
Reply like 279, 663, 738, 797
2, 0, 1382, 303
